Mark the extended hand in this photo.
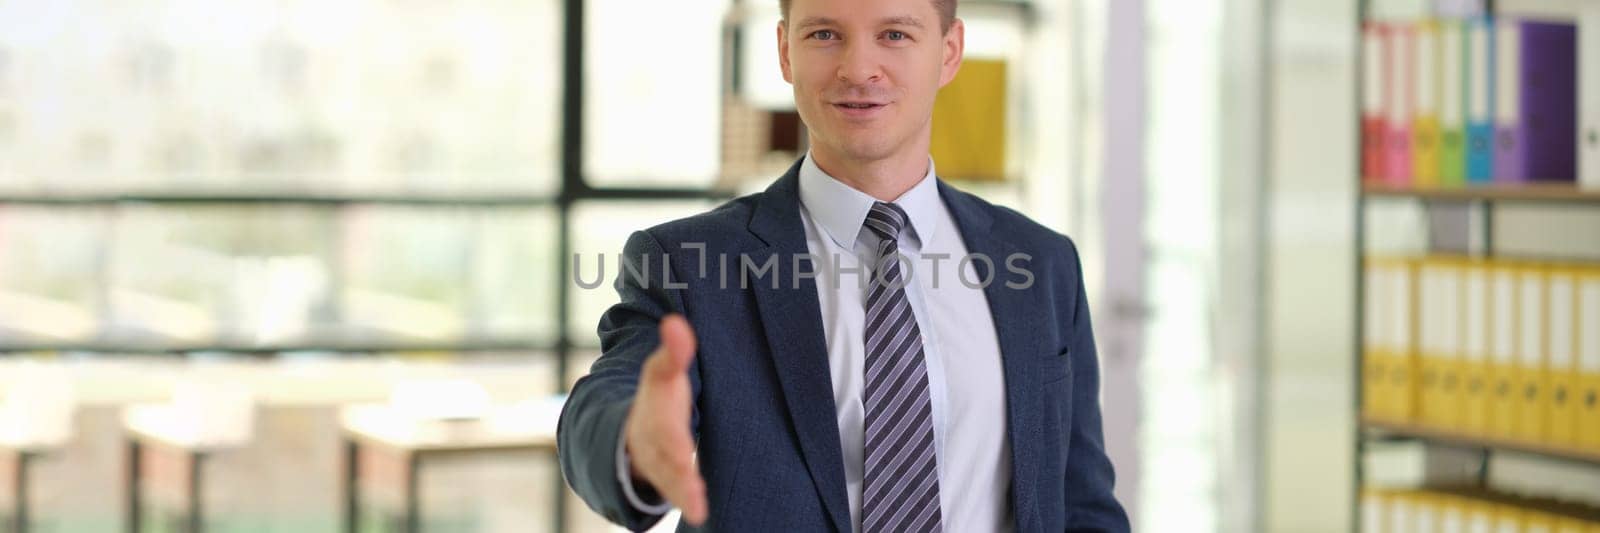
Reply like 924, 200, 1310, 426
622, 314, 708, 525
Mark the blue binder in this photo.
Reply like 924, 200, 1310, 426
1465, 16, 1495, 183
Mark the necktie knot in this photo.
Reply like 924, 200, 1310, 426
865, 201, 909, 243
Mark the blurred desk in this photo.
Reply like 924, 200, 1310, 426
339, 401, 558, 533
0, 443, 49, 533
121, 405, 243, 533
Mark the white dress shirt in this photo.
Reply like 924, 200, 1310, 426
796, 153, 1011, 533
620, 153, 1012, 532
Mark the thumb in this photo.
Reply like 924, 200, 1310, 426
658, 314, 697, 373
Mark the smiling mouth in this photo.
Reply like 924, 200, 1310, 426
832, 102, 889, 114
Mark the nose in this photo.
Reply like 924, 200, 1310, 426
836, 41, 882, 85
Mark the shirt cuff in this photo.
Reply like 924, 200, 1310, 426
616, 429, 674, 515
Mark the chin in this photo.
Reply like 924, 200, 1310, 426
822, 132, 899, 162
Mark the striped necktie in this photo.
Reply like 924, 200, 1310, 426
860, 201, 943, 533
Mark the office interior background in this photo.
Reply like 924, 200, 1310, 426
0, 0, 1598, 531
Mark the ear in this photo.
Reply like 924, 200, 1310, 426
778, 20, 794, 84
937, 18, 965, 89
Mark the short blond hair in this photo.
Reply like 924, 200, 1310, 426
780, 0, 957, 33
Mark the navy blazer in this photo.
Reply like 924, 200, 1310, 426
558, 159, 1130, 532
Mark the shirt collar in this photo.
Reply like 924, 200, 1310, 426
797, 151, 941, 250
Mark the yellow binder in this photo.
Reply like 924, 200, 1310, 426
1439, 259, 1465, 430
1420, 260, 1446, 428
1489, 262, 1520, 440
1390, 490, 1417, 533
1524, 510, 1557, 533
1393, 259, 1421, 423
930, 59, 1009, 181
1434, 492, 1466, 533
1546, 266, 1580, 447
1462, 258, 1493, 437
1462, 498, 1494, 533
1514, 263, 1549, 444
1365, 259, 1390, 422
1414, 491, 1440, 533
1578, 266, 1600, 452
1419, 258, 1466, 430
1556, 516, 1589, 533
1362, 488, 1387, 533
1413, 20, 1444, 186
1493, 503, 1523, 533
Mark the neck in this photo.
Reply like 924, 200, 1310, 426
807, 138, 931, 202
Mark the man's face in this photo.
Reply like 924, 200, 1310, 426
778, 0, 963, 164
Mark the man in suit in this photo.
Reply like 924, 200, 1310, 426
558, 0, 1130, 531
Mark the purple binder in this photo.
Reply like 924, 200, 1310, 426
1495, 19, 1578, 183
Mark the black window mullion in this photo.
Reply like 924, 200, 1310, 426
552, 0, 586, 531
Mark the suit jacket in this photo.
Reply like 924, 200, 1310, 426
558, 159, 1130, 532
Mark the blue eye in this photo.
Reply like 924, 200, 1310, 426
811, 30, 835, 40
885, 31, 907, 40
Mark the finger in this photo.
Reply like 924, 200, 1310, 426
640, 418, 705, 522
642, 315, 695, 383
658, 314, 697, 372
677, 466, 709, 525
642, 343, 675, 383
649, 451, 707, 526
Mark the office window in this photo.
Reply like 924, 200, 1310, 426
0, 45, 11, 100
567, 200, 718, 346
106, 205, 339, 346
470, 209, 561, 343
0, 42, 14, 192
1141, 0, 1223, 530
0, 207, 108, 344
0, 0, 562, 196
335, 0, 564, 196
583, 0, 728, 188
340, 206, 477, 343
736, 0, 792, 112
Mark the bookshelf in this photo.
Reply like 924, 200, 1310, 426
1354, 0, 1600, 530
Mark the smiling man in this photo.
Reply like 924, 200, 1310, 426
557, 0, 1129, 531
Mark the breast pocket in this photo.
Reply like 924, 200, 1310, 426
1039, 347, 1076, 466
1042, 347, 1075, 385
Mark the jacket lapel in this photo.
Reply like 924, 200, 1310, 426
939, 181, 1049, 532
747, 162, 852, 533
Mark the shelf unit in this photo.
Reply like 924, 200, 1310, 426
1354, 0, 1600, 529
1362, 183, 1600, 204
1364, 419, 1600, 467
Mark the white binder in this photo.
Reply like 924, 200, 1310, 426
1581, 4, 1600, 188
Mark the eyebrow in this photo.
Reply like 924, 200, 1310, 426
793, 15, 926, 30
880, 16, 926, 28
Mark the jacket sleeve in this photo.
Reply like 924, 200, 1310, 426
1061, 238, 1132, 533
558, 229, 701, 532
